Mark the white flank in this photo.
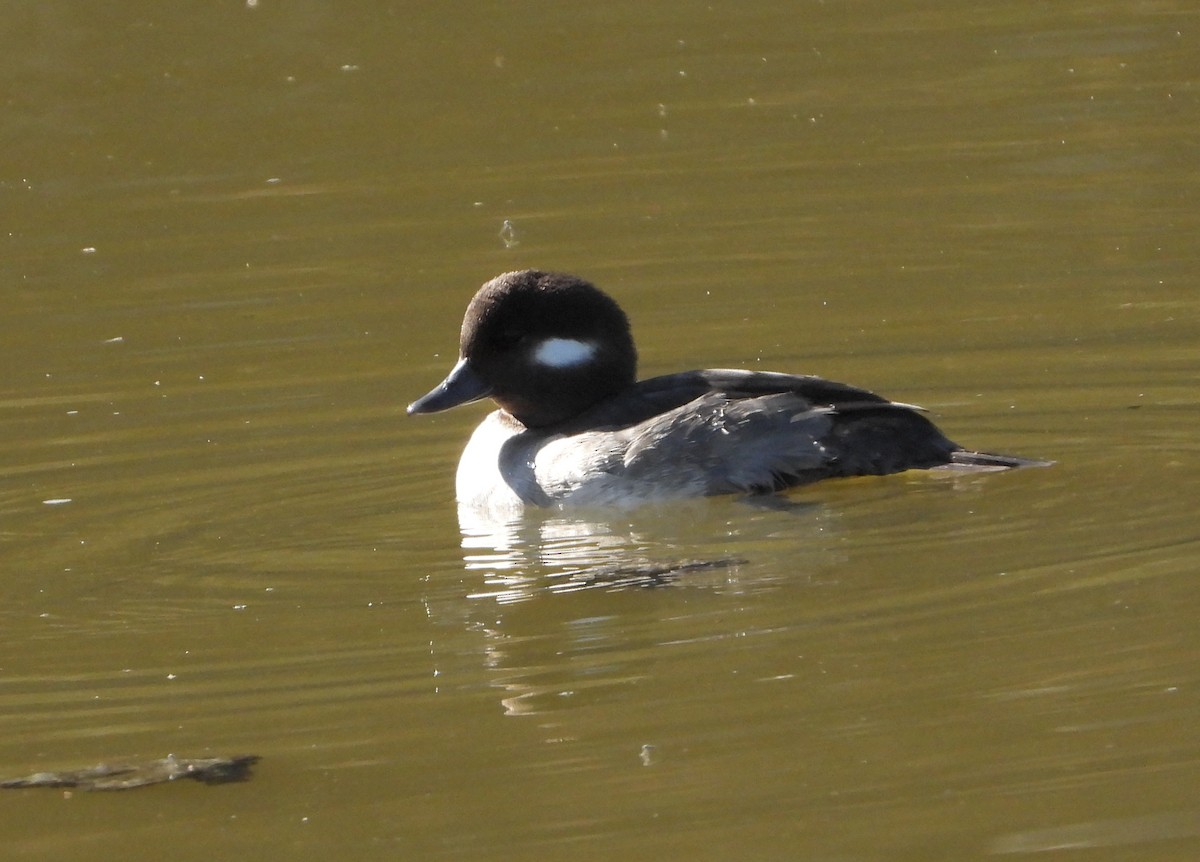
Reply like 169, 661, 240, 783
533, 338, 595, 368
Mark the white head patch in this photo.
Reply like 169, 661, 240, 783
533, 338, 596, 369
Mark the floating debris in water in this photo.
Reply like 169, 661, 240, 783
1, 754, 261, 791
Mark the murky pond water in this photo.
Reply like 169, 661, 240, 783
3, 2, 1199, 860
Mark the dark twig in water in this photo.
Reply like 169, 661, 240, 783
0, 755, 260, 791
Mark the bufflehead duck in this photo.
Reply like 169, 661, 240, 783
409, 270, 1048, 508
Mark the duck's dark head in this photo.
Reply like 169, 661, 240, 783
407, 270, 637, 428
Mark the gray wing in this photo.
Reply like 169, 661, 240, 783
620, 392, 840, 495
524, 369, 972, 502
620, 390, 961, 495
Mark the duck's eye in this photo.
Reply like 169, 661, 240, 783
492, 329, 525, 350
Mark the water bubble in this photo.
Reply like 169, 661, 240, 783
498, 219, 519, 248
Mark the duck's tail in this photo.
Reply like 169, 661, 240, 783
945, 449, 1054, 472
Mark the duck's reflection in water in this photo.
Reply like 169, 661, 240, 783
447, 499, 840, 716
456, 497, 831, 602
